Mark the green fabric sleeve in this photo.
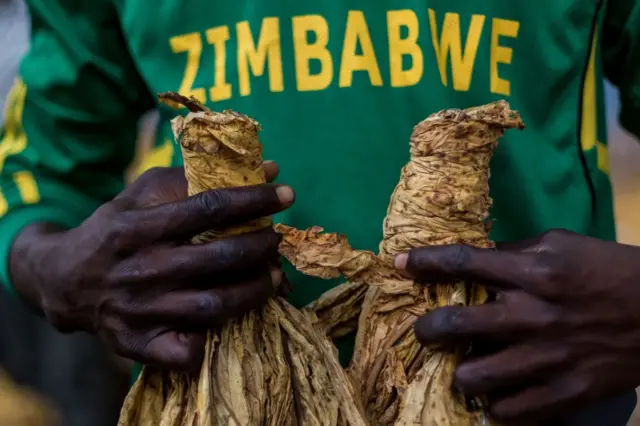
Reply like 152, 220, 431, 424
602, 0, 640, 138
130, 362, 143, 386
0, 0, 154, 295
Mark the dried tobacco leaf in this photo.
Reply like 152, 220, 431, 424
304, 279, 368, 339
276, 101, 525, 425
118, 92, 367, 426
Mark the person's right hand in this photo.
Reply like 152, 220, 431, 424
9, 165, 294, 371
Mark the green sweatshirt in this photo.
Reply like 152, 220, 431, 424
1, 0, 639, 365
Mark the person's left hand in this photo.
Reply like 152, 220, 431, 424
395, 229, 640, 424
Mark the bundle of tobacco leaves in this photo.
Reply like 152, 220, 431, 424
277, 101, 524, 425
117, 92, 367, 426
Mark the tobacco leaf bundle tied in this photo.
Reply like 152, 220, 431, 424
117, 93, 367, 426
276, 101, 525, 425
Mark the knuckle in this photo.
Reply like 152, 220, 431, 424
101, 197, 132, 214
107, 264, 143, 286
106, 214, 137, 248
201, 189, 227, 213
539, 229, 557, 245
202, 242, 234, 271
431, 307, 464, 336
532, 253, 567, 284
204, 230, 280, 270
532, 305, 563, 329
191, 190, 227, 222
556, 375, 593, 400
548, 345, 573, 365
106, 293, 141, 318
443, 245, 472, 274
539, 229, 569, 250
107, 252, 153, 284
196, 293, 225, 321
532, 261, 555, 284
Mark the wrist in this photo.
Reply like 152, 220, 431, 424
9, 222, 68, 323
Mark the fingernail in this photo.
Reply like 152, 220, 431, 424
270, 267, 283, 288
395, 253, 408, 270
276, 186, 295, 205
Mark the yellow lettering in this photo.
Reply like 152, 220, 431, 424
237, 18, 284, 96
0, 80, 36, 216
206, 26, 232, 101
429, 10, 485, 91
13, 171, 40, 205
339, 11, 382, 88
387, 10, 423, 87
490, 18, 519, 96
0, 79, 28, 171
169, 33, 206, 103
0, 191, 6, 216
292, 15, 333, 91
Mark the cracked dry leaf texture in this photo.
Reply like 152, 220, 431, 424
304, 278, 369, 339
276, 225, 404, 340
118, 92, 367, 426
277, 101, 525, 425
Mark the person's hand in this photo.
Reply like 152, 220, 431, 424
10, 163, 293, 372
395, 229, 640, 423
